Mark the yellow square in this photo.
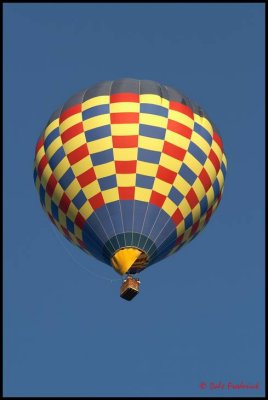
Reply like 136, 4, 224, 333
82, 95, 110, 111
136, 161, 158, 177
111, 123, 139, 136
35, 146, 45, 164
140, 94, 161, 105
102, 187, 119, 203
165, 130, 190, 149
64, 179, 81, 200
113, 147, 137, 161
204, 159, 217, 182
83, 114, 110, 131
87, 136, 113, 154
191, 203, 201, 223
201, 117, 213, 136
83, 181, 101, 198
134, 187, 151, 202
183, 153, 203, 176
138, 136, 163, 152
173, 174, 191, 196
159, 153, 182, 173
109, 102, 139, 113
44, 192, 52, 214
211, 139, 223, 161
116, 174, 136, 187
44, 119, 59, 139
51, 183, 64, 206
183, 228, 193, 242
35, 177, 41, 193
58, 208, 67, 227
62, 133, 86, 154
60, 113, 82, 134
40, 164, 51, 188
162, 197, 177, 217
176, 220, 186, 236
222, 153, 227, 169
178, 198, 192, 218
168, 110, 194, 130
191, 132, 211, 155
152, 178, 171, 196
206, 186, 215, 206
46, 136, 62, 160
71, 157, 93, 176
67, 203, 79, 219
193, 113, 202, 125
192, 178, 206, 200
140, 113, 167, 129
216, 170, 224, 190
94, 161, 116, 178
53, 157, 70, 180
79, 201, 94, 221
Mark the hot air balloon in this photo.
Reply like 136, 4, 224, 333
33, 78, 227, 301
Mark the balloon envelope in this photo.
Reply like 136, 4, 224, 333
33, 78, 227, 275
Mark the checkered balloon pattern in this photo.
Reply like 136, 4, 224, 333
33, 79, 227, 274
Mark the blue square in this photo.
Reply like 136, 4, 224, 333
49, 147, 65, 170
51, 201, 59, 221
180, 163, 197, 185
200, 196, 208, 216
184, 213, 193, 230
194, 123, 212, 146
44, 127, 60, 151
140, 104, 168, 118
139, 124, 166, 139
91, 149, 114, 166
59, 168, 75, 190
98, 175, 117, 190
188, 142, 207, 165
82, 104, 109, 120
169, 186, 184, 205
85, 125, 111, 142
136, 174, 154, 189
33, 168, 37, 183
66, 217, 75, 234
221, 161, 227, 179
72, 190, 87, 209
39, 185, 45, 206
212, 179, 220, 198
137, 148, 161, 164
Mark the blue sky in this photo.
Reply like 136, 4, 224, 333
3, 3, 265, 397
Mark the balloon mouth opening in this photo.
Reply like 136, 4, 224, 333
111, 247, 149, 275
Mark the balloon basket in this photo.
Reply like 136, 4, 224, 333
120, 276, 140, 301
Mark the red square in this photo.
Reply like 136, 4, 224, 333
186, 188, 199, 209
156, 165, 177, 184
175, 234, 184, 245
110, 93, 139, 103
89, 192, 104, 210
167, 119, 192, 138
115, 160, 137, 174
77, 237, 86, 249
172, 209, 184, 225
59, 193, 71, 213
46, 174, 58, 197
37, 154, 48, 178
205, 206, 213, 224
60, 104, 81, 123
74, 212, 86, 229
118, 187, 135, 200
208, 149, 220, 173
199, 168, 212, 191
61, 122, 84, 144
169, 101, 194, 119
191, 221, 199, 235
35, 136, 44, 156
110, 112, 139, 124
163, 141, 186, 161
67, 143, 89, 165
112, 135, 138, 148
150, 191, 166, 208
77, 168, 96, 187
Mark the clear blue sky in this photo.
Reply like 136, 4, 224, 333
3, 3, 265, 397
